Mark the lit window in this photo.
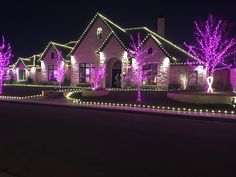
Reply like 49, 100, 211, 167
148, 48, 153, 55
18, 69, 26, 81
48, 65, 56, 81
79, 63, 94, 83
51, 52, 54, 59
97, 27, 103, 39
142, 63, 157, 85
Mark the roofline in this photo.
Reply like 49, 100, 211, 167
97, 13, 126, 33
11, 57, 30, 69
96, 32, 128, 53
52, 42, 73, 49
64, 41, 77, 46
68, 12, 126, 56
38, 41, 72, 62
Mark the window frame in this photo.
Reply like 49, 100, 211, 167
48, 65, 56, 81
79, 63, 94, 83
96, 27, 103, 39
18, 69, 26, 81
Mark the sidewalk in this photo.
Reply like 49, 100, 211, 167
1, 96, 236, 120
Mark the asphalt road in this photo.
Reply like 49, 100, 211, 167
0, 102, 236, 177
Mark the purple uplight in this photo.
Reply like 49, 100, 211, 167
0, 36, 13, 95
185, 15, 236, 92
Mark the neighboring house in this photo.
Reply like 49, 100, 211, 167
8, 53, 41, 83
9, 41, 75, 84
8, 12, 234, 90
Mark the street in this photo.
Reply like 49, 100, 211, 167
0, 102, 236, 177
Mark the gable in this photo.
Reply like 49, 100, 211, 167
142, 37, 167, 63
101, 36, 126, 60
15, 60, 27, 70
72, 17, 112, 62
71, 15, 112, 57
41, 46, 58, 65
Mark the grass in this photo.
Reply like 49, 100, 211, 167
1, 86, 57, 97
71, 91, 235, 112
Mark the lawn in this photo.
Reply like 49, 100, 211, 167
1, 86, 57, 97
71, 91, 235, 112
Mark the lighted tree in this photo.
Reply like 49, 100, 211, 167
185, 15, 236, 92
54, 51, 65, 87
0, 36, 13, 95
90, 64, 105, 90
128, 33, 156, 102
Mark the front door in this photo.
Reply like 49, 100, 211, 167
112, 61, 121, 88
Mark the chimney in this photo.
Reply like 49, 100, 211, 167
157, 17, 165, 37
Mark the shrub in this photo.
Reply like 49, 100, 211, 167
3, 76, 14, 84
76, 83, 91, 88
141, 85, 156, 89
188, 85, 204, 91
26, 77, 33, 84
169, 83, 181, 90
62, 78, 71, 86
40, 81, 57, 86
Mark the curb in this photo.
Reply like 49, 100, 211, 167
1, 98, 236, 122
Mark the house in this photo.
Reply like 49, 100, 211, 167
68, 13, 206, 90
8, 53, 42, 83
8, 12, 234, 90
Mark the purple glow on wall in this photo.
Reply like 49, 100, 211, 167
0, 36, 12, 95
90, 64, 105, 90
54, 51, 65, 87
128, 33, 156, 102
185, 15, 236, 92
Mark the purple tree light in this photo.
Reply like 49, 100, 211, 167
90, 64, 105, 90
185, 15, 236, 93
128, 33, 156, 102
0, 36, 13, 95
54, 51, 65, 87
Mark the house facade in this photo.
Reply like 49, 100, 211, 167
8, 13, 234, 91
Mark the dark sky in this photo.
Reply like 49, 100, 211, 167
1, 0, 236, 61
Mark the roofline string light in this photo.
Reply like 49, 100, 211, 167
66, 91, 236, 116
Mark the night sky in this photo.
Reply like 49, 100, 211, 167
1, 0, 236, 62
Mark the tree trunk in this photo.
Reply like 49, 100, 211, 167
137, 67, 142, 103
0, 73, 3, 95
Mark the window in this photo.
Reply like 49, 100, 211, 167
51, 52, 54, 59
48, 65, 56, 81
96, 27, 103, 39
142, 63, 157, 85
79, 63, 94, 83
18, 69, 26, 81
148, 48, 153, 55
